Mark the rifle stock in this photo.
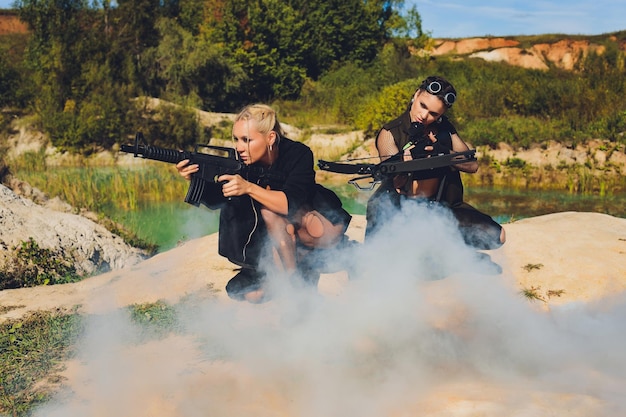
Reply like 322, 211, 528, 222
120, 132, 256, 206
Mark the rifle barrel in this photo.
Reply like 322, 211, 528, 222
120, 144, 191, 164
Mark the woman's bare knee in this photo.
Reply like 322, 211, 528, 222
303, 212, 325, 238
297, 210, 345, 248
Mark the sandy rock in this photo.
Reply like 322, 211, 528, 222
432, 38, 520, 55
497, 211, 626, 305
306, 130, 366, 161
470, 47, 549, 70
1, 210, 625, 319
0, 184, 147, 277
479, 140, 626, 174
532, 40, 605, 70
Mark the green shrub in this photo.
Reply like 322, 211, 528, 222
41, 84, 132, 154
460, 116, 566, 149
354, 78, 419, 136
0, 238, 82, 290
131, 100, 207, 149
503, 157, 528, 169
301, 62, 374, 125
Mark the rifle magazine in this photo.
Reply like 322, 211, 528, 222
184, 176, 206, 207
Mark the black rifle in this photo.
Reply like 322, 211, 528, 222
120, 132, 272, 206
318, 149, 476, 190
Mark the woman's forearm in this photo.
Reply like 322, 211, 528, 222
246, 183, 289, 215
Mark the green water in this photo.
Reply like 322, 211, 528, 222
325, 183, 626, 220
105, 201, 220, 252
463, 186, 626, 224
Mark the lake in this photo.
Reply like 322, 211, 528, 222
106, 184, 625, 252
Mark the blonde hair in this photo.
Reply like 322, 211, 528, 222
234, 104, 284, 140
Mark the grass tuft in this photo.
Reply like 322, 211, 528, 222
128, 300, 179, 340
0, 308, 84, 416
522, 263, 544, 272
520, 285, 566, 304
520, 285, 546, 303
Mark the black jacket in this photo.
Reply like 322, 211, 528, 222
199, 137, 350, 268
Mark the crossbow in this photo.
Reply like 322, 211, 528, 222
317, 150, 477, 190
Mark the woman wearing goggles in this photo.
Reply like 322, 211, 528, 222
366, 75, 506, 253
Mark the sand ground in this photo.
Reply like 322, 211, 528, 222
2, 211, 626, 416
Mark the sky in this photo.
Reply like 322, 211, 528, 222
406, 0, 626, 38
1, 0, 625, 39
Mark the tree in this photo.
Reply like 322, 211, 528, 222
145, 18, 246, 110
202, 0, 403, 107
17, 0, 93, 108
0, 53, 20, 108
110, 0, 162, 94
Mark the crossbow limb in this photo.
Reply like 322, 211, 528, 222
318, 150, 477, 190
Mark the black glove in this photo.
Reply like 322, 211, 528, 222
408, 121, 426, 139
407, 122, 450, 158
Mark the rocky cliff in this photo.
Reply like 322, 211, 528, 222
428, 35, 626, 70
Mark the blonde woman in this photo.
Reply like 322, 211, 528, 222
177, 104, 351, 302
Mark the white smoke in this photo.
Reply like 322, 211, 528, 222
33, 203, 626, 416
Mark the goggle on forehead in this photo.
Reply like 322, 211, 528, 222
424, 81, 456, 108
